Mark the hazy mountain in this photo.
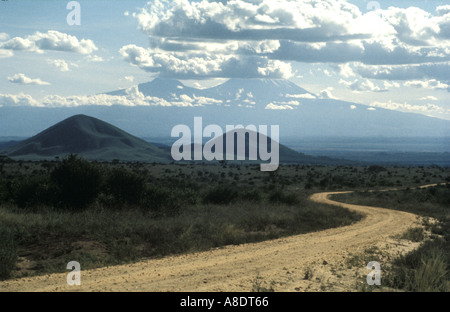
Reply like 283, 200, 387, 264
106, 77, 313, 108
0, 114, 171, 162
107, 78, 198, 99
0, 78, 448, 142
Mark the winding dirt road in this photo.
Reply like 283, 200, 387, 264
1, 187, 431, 292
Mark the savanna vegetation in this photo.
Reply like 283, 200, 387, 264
333, 185, 450, 291
0, 154, 449, 292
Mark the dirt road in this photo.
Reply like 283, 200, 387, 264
0, 188, 427, 292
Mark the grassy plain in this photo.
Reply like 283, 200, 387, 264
0, 156, 449, 292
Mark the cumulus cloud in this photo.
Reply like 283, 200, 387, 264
319, 87, 337, 99
7, 73, 50, 85
0, 33, 9, 41
85, 55, 104, 62
121, 0, 366, 79
0, 93, 41, 107
121, 0, 450, 80
436, 5, 450, 16
0, 49, 13, 58
0, 85, 223, 108
120, 44, 292, 79
353, 62, 450, 84
370, 100, 444, 114
47, 59, 78, 72
339, 78, 388, 92
135, 0, 367, 42
403, 79, 449, 90
0, 30, 97, 55
419, 95, 438, 101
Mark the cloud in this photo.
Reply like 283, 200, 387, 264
0, 86, 223, 108
117, 0, 450, 81
136, 0, 367, 42
124, 76, 134, 82
370, 100, 444, 114
354, 62, 450, 83
47, 59, 78, 72
419, 96, 438, 101
403, 79, 449, 90
265, 103, 294, 110
285, 93, 316, 99
350, 105, 357, 110
85, 55, 104, 62
0, 93, 41, 107
120, 44, 292, 79
339, 78, 388, 92
7, 73, 50, 85
268, 100, 300, 107
123, 0, 450, 80
331, 63, 356, 78
270, 38, 448, 65
436, 5, 450, 16
0, 33, 9, 41
0, 49, 13, 58
319, 87, 337, 99
0, 30, 97, 55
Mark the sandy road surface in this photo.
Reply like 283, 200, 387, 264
1, 186, 435, 292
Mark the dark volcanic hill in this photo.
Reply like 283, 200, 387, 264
0, 114, 171, 162
178, 128, 353, 166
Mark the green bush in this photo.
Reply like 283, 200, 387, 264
141, 185, 182, 216
241, 189, 263, 203
203, 185, 239, 205
268, 189, 298, 205
401, 227, 425, 242
50, 154, 102, 210
11, 175, 56, 209
105, 168, 146, 205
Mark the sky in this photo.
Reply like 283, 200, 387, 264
0, 0, 449, 120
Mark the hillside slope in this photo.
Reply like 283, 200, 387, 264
0, 114, 170, 162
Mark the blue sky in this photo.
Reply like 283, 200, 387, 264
0, 0, 449, 119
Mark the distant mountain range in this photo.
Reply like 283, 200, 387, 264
0, 78, 448, 141
0, 114, 352, 165
107, 77, 313, 107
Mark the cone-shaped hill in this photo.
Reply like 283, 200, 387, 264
1, 114, 171, 162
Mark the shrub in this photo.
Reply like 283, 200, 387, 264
0, 228, 17, 280
141, 185, 182, 216
387, 241, 450, 292
11, 175, 56, 209
401, 227, 425, 242
203, 185, 239, 205
50, 154, 102, 210
241, 189, 263, 203
367, 165, 387, 173
105, 168, 145, 205
268, 189, 298, 205
410, 249, 448, 292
